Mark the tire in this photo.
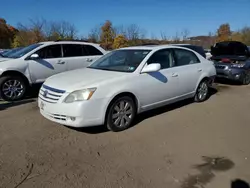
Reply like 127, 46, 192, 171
0, 75, 27, 101
194, 79, 209, 103
106, 96, 136, 132
241, 72, 250, 85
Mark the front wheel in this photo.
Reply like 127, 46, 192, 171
241, 72, 250, 85
106, 96, 136, 132
0, 75, 27, 101
194, 80, 209, 102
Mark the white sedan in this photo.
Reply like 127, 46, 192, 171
38, 45, 216, 132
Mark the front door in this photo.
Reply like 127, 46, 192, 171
135, 49, 180, 110
28, 44, 67, 83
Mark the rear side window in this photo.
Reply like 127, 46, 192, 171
182, 45, 206, 58
63, 44, 85, 57
84, 45, 103, 56
36, 45, 62, 59
174, 49, 200, 66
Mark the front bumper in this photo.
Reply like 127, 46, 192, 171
38, 97, 109, 128
215, 67, 244, 81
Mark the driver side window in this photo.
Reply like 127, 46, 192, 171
36, 45, 62, 59
147, 49, 173, 69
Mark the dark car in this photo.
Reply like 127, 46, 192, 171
171, 44, 206, 58
211, 41, 250, 85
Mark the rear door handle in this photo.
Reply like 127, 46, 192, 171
198, 69, 202, 72
172, 73, 178, 77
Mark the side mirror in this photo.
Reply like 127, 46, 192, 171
141, 63, 161, 73
30, 53, 39, 59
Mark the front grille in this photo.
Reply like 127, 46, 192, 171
215, 65, 227, 69
39, 84, 66, 103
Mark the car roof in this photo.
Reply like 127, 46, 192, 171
120, 44, 196, 51
38, 41, 100, 46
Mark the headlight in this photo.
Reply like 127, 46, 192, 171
64, 88, 96, 103
231, 64, 245, 68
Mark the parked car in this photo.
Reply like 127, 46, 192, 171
38, 45, 216, 132
211, 41, 250, 85
171, 44, 206, 58
1, 47, 23, 57
0, 40, 106, 101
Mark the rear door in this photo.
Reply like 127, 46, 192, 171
172, 48, 202, 96
62, 44, 89, 71
83, 44, 104, 63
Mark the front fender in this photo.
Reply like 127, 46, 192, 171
0, 67, 32, 84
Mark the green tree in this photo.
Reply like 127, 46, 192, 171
100, 20, 115, 50
112, 35, 128, 49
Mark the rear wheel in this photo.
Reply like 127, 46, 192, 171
0, 75, 27, 101
106, 96, 136, 132
241, 72, 250, 85
194, 80, 209, 102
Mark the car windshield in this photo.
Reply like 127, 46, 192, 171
2, 47, 23, 57
8, 44, 42, 58
88, 49, 151, 72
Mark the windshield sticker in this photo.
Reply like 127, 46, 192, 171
128, 67, 135, 71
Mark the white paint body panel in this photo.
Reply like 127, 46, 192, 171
38, 45, 216, 128
0, 41, 106, 84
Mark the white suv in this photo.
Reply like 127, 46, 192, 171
0, 40, 106, 101
38, 45, 216, 132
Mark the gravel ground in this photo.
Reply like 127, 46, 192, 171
0, 83, 250, 188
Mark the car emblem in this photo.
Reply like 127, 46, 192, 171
43, 90, 48, 98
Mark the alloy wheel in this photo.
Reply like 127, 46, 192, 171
112, 100, 133, 127
2, 79, 24, 100
197, 82, 208, 101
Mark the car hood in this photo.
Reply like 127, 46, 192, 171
44, 68, 129, 92
211, 41, 249, 57
0, 58, 12, 62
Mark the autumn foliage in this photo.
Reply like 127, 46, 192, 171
1, 17, 250, 50
112, 35, 128, 49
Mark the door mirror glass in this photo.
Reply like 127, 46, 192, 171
30, 53, 39, 59
141, 63, 161, 73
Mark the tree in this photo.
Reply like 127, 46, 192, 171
217, 23, 231, 42
88, 25, 101, 43
0, 18, 17, 48
240, 26, 250, 45
46, 21, 77, 40
100, 20, 115, 50
112, 35, 128, 49
181, 29, 190, 41
231, 31, 243, 42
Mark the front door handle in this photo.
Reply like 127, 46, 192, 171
57, 60, 65, 64
172, 73, 178, 77
198, 69, 202, 72
87, 58, 93, 62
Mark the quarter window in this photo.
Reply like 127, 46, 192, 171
147, 49, 173, 69
63, 44, 85, 57
36, 45, 62, 59
174, 49, 200, 66
84, 45, 103, 56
